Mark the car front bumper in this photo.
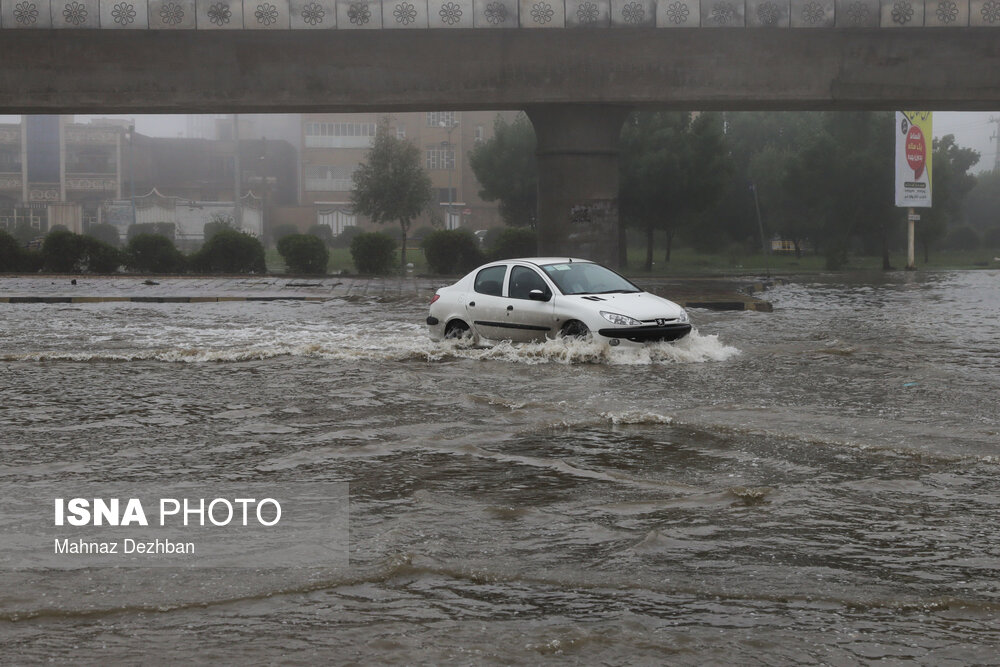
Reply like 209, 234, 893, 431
597, 323, 692, 343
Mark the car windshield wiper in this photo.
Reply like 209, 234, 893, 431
593, 289, 640, 294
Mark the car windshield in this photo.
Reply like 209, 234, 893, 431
540, 262, 641, 296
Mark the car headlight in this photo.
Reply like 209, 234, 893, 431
600, 311, 642, 327
677, 310, 689, 323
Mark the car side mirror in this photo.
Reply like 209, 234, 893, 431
529, 289, 551, 302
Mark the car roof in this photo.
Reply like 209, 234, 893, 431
502, 258, 594, 267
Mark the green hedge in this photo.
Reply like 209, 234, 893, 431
421, 229, 484, 275
278, 234, 329, 274
350, 232, 396, 274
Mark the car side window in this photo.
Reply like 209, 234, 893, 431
474, 265, 507, 296
508, 266, 551, 300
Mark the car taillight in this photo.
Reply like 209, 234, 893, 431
430, 294, 440, 305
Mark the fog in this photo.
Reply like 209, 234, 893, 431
1, 111, 997, 170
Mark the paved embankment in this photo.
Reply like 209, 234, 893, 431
0, 275, 781, 311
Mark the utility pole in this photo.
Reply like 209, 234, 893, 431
989, 116, 1000, 172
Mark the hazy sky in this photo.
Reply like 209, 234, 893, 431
2, 111, 997, 172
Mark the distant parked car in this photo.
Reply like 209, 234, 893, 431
426, 258, 691, 346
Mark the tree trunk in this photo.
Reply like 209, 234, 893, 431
400, 220, 409, 271
923, 240, 929, 263
664, 230, 673, 263
794, 240, 801, 259
881, 229, 893, 270
644, 223, 654, 272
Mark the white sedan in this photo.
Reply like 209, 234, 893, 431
426, 258, 691, 346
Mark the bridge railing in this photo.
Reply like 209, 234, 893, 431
1, 0, 997, 30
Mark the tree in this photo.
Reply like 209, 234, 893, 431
916, 135, 979, 262
190, 228, 266, 274
84, 223, 121, 248
278, 234, 329, 274
468, 113, 538, 228
126, 233, 186, 273
351, 118, 433, 269
619, 112, 728, 270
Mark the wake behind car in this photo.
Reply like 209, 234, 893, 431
426, 258, 691, 346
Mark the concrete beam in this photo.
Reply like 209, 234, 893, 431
2, 29, 1000, 113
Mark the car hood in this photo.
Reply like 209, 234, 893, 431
568, 292, 685, 320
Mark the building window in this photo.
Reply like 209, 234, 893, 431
304, 122, 377, 148
437, 188, 457, 203
426, 147, 455, 170
474, 125, 484, 143
426, 112, 457, 128
396, 125, 406, 139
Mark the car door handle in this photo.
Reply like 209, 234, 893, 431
507, 305, 513, 311
468, 301, 475, 307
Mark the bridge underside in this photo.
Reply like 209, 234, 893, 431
3, 29, 1000, 113
4, 29, 999, 265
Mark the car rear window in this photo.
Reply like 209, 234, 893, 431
474, 265, 506, 296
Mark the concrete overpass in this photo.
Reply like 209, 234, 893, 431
4, 2, 1000, 264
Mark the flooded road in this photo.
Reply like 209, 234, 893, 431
1, 271, 998, 664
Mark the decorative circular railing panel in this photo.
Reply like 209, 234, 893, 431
0, 0, 995, 28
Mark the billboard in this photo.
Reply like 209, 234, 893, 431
895, 111, 932, 208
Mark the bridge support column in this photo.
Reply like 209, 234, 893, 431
527, 105, 631, 268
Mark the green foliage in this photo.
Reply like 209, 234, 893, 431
944, 225, 981, 251
307, 224, 334, 245
41, 230, 85, 272
271, 223, 299, 245
126, 233, 186, 273
351, 118, 433, 268
486, 227, 537, 260
81, 237, 122, 273
619, 111, 729, 268
0, 230, 26, 272
278, 234, 329, 274
127, 222, 175, 241
350, 231, 397, 275
85, 222, 121, 248
916, 135, 981, 261
468, 113, 538, 228
40, 230, 121, 273
421, 229, 484, 275
983, 226, 1000, 248
190, 229, 266, 274
331, 225, 363, 249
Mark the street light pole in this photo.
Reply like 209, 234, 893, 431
127, 124, 136, 229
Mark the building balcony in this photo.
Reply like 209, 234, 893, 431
66, 174, 118, 191
0, 173, 21, 191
